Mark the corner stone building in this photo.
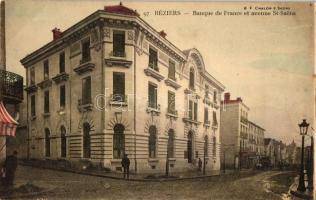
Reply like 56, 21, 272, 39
21, 4, 225, 174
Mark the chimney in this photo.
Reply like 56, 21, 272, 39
237, 97, 242, 102
159, 30, 167, 38
52, 28, 62, 40
224, 92, 230, 102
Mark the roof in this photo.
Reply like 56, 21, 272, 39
104, 3, 139, 16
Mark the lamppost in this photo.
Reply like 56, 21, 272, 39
297, 119, 309, 192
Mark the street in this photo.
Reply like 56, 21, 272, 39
11, 166, 296, 200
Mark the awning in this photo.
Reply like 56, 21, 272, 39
0, 101, 18, 136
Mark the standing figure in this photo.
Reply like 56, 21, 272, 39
121, 154, 130, 179
3, 151, 18, 187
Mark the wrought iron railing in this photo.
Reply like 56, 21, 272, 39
0, 69, 23, 103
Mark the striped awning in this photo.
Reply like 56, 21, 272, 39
0, 101, 18, 136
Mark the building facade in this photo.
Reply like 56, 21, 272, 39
220, 92, 265, 169
20, 4, 225, 173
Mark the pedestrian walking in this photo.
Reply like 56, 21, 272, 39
3, 151, 18, 188
121, 154, 130, 179
198, 158, 202, 172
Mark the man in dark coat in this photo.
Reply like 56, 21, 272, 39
121, 154, 130, 179
3, 151, 18, 187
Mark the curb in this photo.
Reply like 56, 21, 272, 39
19, 163, 248, 182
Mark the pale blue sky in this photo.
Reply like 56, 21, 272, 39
5, 1, 315, 144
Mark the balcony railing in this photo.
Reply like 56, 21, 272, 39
0, 69, 23, 103
109, 94, 128, 106
110, 51, 126, 58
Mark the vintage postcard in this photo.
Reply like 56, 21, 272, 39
0, 1, 314, 199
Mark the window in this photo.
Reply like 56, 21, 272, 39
212, 111, 218, 126
204, 107, 208, 123
31, 95, 36, 117
188, 100, 193, 120
167, 129, 175, 158
44, 60, 49, 79
189, 67, 195, 89
148, 83, 157, 109
113, 31, 125, 57
148, 126, 157, 158
149, 47, 158, 71
45, 128, 50, 157
60, 85, 66, 108
194, 102, 198, 121
167, 91, 175, 114
205, 85, 209, 97
30, 67, 35, 85
83, 123, 91, 158
213, 90, 217, 103
213, 136, 216, 157
168, 60, 176, 80
204, 136, 208, 157
82, 76, 91, 105
81, 38, 91, 63
60, 126, 67, 157
113, 72, 125, 102
44, 91, 49, 114
113, 124, 125, 159
59, 52, 65, 73
187, 131, 193, 163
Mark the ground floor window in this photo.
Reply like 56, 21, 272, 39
167, 129, 175, 158
187, 131, 193, 163
113, 124, 125, 159
45, 128, 50, 157
83, 123, 91, 158
61, 126, 67, 157
149, 126, 157, 158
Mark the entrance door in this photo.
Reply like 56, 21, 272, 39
187, 131, 193, 163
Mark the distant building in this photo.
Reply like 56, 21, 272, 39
247, 121, 265, 167
220, 92, 249, 169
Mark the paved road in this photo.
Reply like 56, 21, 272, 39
13, 166, 295, 200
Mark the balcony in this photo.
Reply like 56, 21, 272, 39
77, 99, 93, 112
204, 120, 211, 127
37, 79, 52, 89
52, 72, 69, 84
104, 51, 132, 68
25, 84, 37, 94
74, 58, 95, 75
109, 94, 128, 106
182, 111, 200, 125
0, 69, 23, 103
240, 116, 248, 124
144, 66, 164, 82
146, 101, 160, 115
203, 96, 211, 106
166, 108, 178, 119
164, 78, 181, 90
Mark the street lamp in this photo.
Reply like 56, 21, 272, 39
297, 119, 309, 192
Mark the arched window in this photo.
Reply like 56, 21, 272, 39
213, 136, 216, 158
113, 124, 125, 159
83, 123, 91, 158
167, 129, 175, 158
45, 128, 50, 157
60, 126, 67, 157
148, 126, 157, 158
187, 131, 193, 163
204, 136, 208, 157
189, 68, 195, 89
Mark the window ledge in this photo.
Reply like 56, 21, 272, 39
42, 113, 50, 117
52, 72, 69, 84
166, 112, 178, 119
168, 158, 176, 162
30, 116, 37, 121
74, 61, 95, 75
37, 79, 52, 89
182, 118, 201, 125
203, 121, 211, 127
109, 101, 128, 106
164, 78, 181, 90
146, 106, 161, 115
144, 67, 164, 82
203, 97, 211, 105
105, 57, 132, 68
148, 158, 159, 163
25, 84, 38, 94
78, 103, 93, 112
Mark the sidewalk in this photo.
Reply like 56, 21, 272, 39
289, 176, 314, 199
